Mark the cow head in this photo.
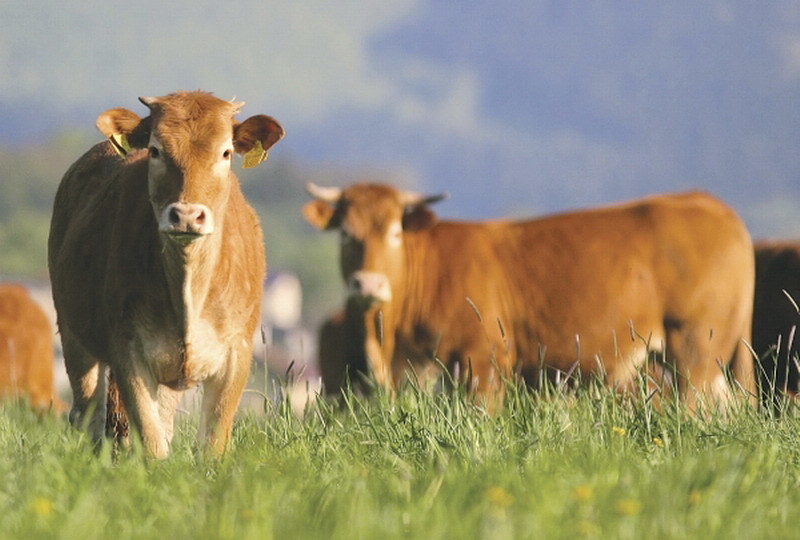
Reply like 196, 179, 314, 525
96, 92, 284, 245
303, 182, 447, 307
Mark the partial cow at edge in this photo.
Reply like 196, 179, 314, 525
752, 240, 800, 410
0, 283, 65, 413
48, 91, 284, 458
305, 182, 757, 411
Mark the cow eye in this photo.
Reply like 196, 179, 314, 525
149, 146, 160, 159
223, 149, 232, 160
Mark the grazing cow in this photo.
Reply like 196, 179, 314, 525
752, 241, 800, 407
304, 183, 757, 409
0, 283, 64, 412
48, 91, 284, 457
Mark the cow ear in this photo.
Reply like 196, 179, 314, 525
303, 200, 338, 230
234, 115, 285, 168
403, 205, 438, 231
96, 108, 151, 156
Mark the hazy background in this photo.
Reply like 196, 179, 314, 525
2, 0, 799, 327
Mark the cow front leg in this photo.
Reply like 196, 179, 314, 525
198, 343, 251, 456
364, 307, 397, 391
111, 359, 170, 459
157, 385, 182, 447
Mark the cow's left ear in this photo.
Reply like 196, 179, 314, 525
96, 108, 152, 156
234, 115, 285, 168
403, 205, 438, 231
303, 200, 338, 230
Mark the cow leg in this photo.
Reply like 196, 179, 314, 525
364, 307, 396, 392
198, 343, 251, 456
667, 326, 731, 412
61, 332, 107, 445
729, 332, 758, 407
157, 385, 182, 446
111, 357, 170, 459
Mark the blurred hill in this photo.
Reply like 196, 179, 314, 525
1, 2, 799, 236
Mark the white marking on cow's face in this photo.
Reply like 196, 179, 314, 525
211, 138, 234, 178
386, 220, 403, 248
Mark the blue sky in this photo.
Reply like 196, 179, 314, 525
2, 1, 799, 235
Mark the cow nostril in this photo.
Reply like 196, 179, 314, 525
168, 207, 180, 225
196, 210, 206, 225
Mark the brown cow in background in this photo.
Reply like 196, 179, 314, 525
0, 283, 65, 412
752, 241, 800, 409
305, 183, 757, 410
49, 91, 284, 458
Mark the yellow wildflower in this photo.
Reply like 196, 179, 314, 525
615, 498, 641, 515
32, 497, 53, 519
573, 485, 593, 501
485, 486, 514, 507
612, 426, 626, 436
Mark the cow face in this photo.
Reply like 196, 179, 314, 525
304, 182, 446, 307
96, 92, 284, 245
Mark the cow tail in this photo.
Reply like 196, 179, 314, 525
105, 371, 130, 445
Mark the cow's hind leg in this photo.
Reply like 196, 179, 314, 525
61, 331, 108, 446
667, 324, 732, 412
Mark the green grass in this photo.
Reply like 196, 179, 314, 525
2, 379, 799, 539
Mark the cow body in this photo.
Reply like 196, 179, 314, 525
49, 92, 284, 457
305, 183, 756, 409
0, 283, 64, 412
752, 241, 800, 407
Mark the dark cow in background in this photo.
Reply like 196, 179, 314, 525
0, 283, 65, 412
752, 241, 800, 408
305, 182, 756, 410
49, 91, 284, 458
317, 303, 368, 397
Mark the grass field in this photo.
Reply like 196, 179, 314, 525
1, 376, 799, 539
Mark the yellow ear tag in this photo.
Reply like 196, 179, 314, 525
242, 140, 267, 169
110, 133, 131, 157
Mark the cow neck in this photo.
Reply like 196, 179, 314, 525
398, 232, 427, 321
160, 230, 223, 337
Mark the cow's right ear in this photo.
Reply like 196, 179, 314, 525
96, 108, 151, 156
303, 200, 338, 230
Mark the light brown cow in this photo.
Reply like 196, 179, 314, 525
752, 240, 800, 409
0, 283, 65, 412
304, 183, 757, 409
48, 91, 284, 457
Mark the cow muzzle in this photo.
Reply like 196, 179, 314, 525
159, 202, 215, 243
348, 271, 392, 305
